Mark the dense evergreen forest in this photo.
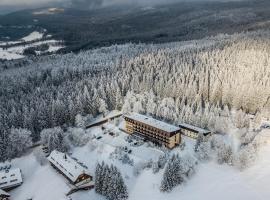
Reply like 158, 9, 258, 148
0, 30, 270, 161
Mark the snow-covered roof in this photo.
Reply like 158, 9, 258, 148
86, 111, 123, 128
0, 189, 10, 197
124, 113, 180, 133
0, 168, 23, 190
179, 123, 210, 134
48, 150, 89, 183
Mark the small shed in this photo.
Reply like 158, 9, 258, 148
0, 168, 23, 190
48, 150, 92, 187
179, 123, 211, 139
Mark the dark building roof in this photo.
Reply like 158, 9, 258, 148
179, 123, 211, 135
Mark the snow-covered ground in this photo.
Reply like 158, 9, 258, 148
0, 31, 64, 60
21, 31, 44, 42
129, 148, 270, 200
5, 119, 270, 200
0, 48, 25, 60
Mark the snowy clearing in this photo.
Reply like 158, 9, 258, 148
22, 31, 44, 42
0, 31, 64, 60
0, 48, 24, 60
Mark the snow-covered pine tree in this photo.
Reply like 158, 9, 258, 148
160, 154, 191, 192
7, 128, 33, 158
95, 162, 102, 194
95, 163, 128, 200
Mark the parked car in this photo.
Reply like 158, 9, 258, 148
96, 136, 102, 140
109, 132, 115, 137
261, 123, 270, 129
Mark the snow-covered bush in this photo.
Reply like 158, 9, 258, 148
34, 149, 48, 166
233, 143, 257, 170
88, 140, 98, 152
40, 127, 69, 153
234, 110, 250, 129
75, 114, 86, 128
216, 143, 233, 165
179, 141, 186, 151
122, 154, 134, 166
133, 160, 153, 176
158, 154, 169, 169
152, 162, 160, 174
195, 140, 212, 161
152, 154, 169, 174
67, 128, 90, 147
110, 147, 134, 166
7, 128, 32, 158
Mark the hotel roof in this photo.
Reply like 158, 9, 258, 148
125, 113, 180, 133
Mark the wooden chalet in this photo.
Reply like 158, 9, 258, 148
48, 150, 92, 187
124, 113, 181, 149
179, 123, 211, 139
0, 168, 23, 191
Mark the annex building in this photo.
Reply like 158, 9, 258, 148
124, 113, 181, 149
179, 123, 211, 139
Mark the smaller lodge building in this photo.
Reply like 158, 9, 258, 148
0, 189, 10, 200
124, 113, 181, 149
179, 123, 211, 139
0, 168, 23, 191
48, 150, 92, 187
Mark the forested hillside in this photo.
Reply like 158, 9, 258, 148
0, 0, 270, 52
0, 30, 270, 161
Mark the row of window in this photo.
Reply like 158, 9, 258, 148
126, 118, 169, 135
1, 174, 16, 180
0, 178, 18, 185
134, 126, 170, 139
135, 129, 169, 144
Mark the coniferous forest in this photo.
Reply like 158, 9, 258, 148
0, 30, 270, 161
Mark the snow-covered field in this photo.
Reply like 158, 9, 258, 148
0, 31, 64, 60
0, 48, 25, 60
129, 146, 270, 200
5, 117, 270, 200
21, 31, 44, 42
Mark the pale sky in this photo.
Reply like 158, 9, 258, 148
0, 0, 243, 7
0, 0, 64, 6
0, 0, 246, 14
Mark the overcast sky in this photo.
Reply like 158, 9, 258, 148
0, 0, 243, 6
0, 0, 60, 6
0, 0, 245, 14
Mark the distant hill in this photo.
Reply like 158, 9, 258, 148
0, 0, 269, 53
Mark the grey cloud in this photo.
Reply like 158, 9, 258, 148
0, 0, 248, 10
69, 0, 103, 9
